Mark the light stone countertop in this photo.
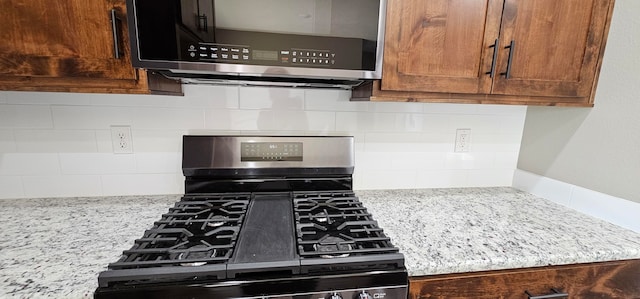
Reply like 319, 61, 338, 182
1, 187, 639, 298
0, 195, 180, 299
357, 187, 640, 277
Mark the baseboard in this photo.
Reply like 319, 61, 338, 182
513, 169, 640, 233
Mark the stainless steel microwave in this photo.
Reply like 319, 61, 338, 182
126, 0, 387, 88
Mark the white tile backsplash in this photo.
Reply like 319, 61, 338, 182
354, 152, 395, 170
0, 105, 53, 129
338, 112, 420, 132
204, 109, 237, 130
59, 153, 136, 175
415, 170, 468, 188
421, 114, 456, 133
239, 87, 304, 110
423, 103, 479, 114
180, 85, 239, 109
394, 113, 424, 132
0, 87, 527, 198
444, 152, 496, 170
5, 90, 225, 108
15, 130, 97, 153
101, 174, 183, 196
304, 111, 336, 132
304, 89, 367, 112
364, 133, 452, 152
129, 130, 186, 152
135, 152, 181, 173
96, 130, 114, 153
335, 112, 376, 131
129, 107, 205, 129
391, 152, 447, 170
446, 114, 502, 134
499, 115, 527, 135
474, 104, 527, 115
494, 152, 520, 169
0, 130, 16, 152
471, 134, 523, 152
52, 106, 205, 130
52, 106, 132, 129
5, 91, 136, 106
213, 109, 336, 132
467, 169, 514, 187
355, 169, 418, 190
368, 101, 425, 113
0, 153, 60, 176
22, 175, 102, 198
0, 176, 24, 198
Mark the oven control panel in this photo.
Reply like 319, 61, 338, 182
241, 142, 303, 162
239, 286, 407, 299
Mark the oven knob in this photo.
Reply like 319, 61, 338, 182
328, 292, 343, 299
356, 291, 373, 299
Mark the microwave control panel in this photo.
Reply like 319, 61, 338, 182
186, 43, 336, 68
187, 43, 251, 61
288, 49, 336, 66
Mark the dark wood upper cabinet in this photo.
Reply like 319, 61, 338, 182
0, 0, 181, 95
491, 0, 612, 99
365, 0, 616, 106
382, 0, 504, 94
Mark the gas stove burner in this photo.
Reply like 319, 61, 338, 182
177, 245, 217, 267
206, 215, 227, 227
314, 210, 330, 223
314, 236, 352, 259
96, 137, 408, 299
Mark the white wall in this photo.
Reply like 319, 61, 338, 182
517, 0, 640, 203
0, 86, 526, 199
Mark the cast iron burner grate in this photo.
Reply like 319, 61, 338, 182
107, 193, 250, 270
293, 191, 400, 260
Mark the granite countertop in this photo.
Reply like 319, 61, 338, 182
357, 187, 640, 277
1, 187, 639, 298
0, 195, 180, 299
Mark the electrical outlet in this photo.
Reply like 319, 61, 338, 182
111, 125, 133, 154
454, 128, 471, 152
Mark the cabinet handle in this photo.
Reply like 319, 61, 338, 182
525, 288, 569, 299
485, 39, 499, 78
500, 40, 515, 79
110, 8, 123, 59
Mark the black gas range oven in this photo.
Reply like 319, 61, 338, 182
95, 136, 407, 299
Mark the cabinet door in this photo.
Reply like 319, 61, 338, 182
382, 0, 504, 94
0, 0, 146, 91
491, 0, 613, 98
409, 260, 640, 299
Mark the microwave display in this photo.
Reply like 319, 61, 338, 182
252, 50, 279, 62
128, 0, 384, 75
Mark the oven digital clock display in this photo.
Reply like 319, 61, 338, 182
241, 142, 303, 161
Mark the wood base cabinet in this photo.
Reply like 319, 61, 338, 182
357, 0, 616, 106
409, 259, 640, 299
0, 0, 181, 95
